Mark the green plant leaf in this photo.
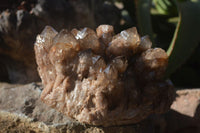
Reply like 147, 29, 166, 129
165, 0, 200, 78
136, 0, 155, 46
153, 0, 177, 16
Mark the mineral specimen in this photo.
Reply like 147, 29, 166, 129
34, 25, 174, 126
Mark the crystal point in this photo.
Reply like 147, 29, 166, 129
96, 25, 114, 45
107, 27, 141, 56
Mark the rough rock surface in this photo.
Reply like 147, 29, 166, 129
0, 82, 143, 133
152, 89, 200, 133
34, 25, 174, 126
0, 83, 199, 133
171, 89, 200, 117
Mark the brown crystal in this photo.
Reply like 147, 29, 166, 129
137, 35, 152, 52
96, 25, 114, 45
106, 27, 141, 57
71, 28, 102, 54
135, 48, 168, 81
34, 25, 174, 126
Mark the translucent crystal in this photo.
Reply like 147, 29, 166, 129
77, 50, 93, 79
53, 29, 80, 51
34, 25, 174, 127
103, 64, 118, 80
138, 35, 152, 52
75, 28, 87, 40
71, 28, 102, 54
96, 25, 114, 45
48, 29, 80, 75
120, 30, 129, 40
92, 57, 106, 73
35, 26, 58, 51
41, 26, 58, 39
107, 27, 141, 56
135, 48, 168, 81
92, 55, 101, 64
34, 26, 58, 86
112, 56, 128, 73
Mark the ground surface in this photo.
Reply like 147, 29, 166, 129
0, 82, 199, 133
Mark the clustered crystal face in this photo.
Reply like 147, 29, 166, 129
34, 25, 174, 126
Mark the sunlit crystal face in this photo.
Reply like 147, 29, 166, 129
75, 28, 88, 40
34, 25, 174, 126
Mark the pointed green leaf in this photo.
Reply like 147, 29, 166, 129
166, 0, 200, 77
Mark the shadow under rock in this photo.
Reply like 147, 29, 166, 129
148, 108, 200, 133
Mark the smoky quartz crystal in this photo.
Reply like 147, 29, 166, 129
34, 25, 174, 126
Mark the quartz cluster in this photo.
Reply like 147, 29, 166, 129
34, 25, 174, 126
